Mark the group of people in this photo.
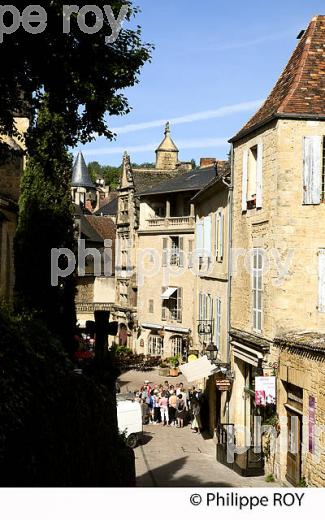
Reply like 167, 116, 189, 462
135, 380, 203, 433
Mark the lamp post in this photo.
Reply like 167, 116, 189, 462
205, 342, 218, 362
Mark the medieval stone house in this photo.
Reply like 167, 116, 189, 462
228, 15, 325, 485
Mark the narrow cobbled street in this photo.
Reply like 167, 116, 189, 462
119, 369, 279, 487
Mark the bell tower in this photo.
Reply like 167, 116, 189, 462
155, 122, 179, 170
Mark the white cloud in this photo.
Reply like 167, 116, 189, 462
83, 137, 228, 157
109, 100, 264, 135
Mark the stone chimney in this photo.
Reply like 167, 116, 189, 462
200, 158, 216, 168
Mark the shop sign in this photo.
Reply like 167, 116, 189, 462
309, 396, 316, 454
216, 378, 232, 391
255, 376, 276, 406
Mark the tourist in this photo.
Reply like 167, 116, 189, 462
152, 390, 161, 424
159, 391, 169, 426
176, 393, 187, 428
168, 390, 177, 426
190, 397, 202, 433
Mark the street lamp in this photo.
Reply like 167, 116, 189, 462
205, 342, 218, 362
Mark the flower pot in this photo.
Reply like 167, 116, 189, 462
169, 367, 179, 377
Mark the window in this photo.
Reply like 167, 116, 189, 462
149, 299, 154, 313
171, 336, 182, 357
162, 236, 184, 267
148, 335, 164, 356
119, 281, 128, 306
215, 211, 224, 261
170, 236, 180, 265
117, 233, 130, 271
162, 287, 182, 322
198, 293, 213, 339
120, 195, 129, 216
195, 216, 212, 271
252, 249, 263, 332
242, 143, 263, 211
303, 136, 322, 204
318, 249, 325, 312
247, 145, 258, 208
215, 297, 221, 350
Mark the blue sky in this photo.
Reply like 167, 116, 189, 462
79, 0, 324, 166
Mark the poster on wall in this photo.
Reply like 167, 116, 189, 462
255, 376, 276, 406
308, 395, 316, 454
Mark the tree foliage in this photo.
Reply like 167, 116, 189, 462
0, 1, 152, 148
87, 161, 121, 189
14, 102, 76, 353
0, 309, 135, 486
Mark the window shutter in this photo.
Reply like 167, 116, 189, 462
177, 287, 182, 322
196, 217, 204, 251
242, 149, 248, 211
256, 142, 263, 208
215, 212, 220, 258
303, 136, 321, 205
203, 215, 212, 256
179, 236, 184, 267
161, 287, 167, 320
162, 237, 168, 266
215, 297, 221, 350
219, 212, 224, 260
199, 293, 202, 321
318, 250, 325, 312
188, 239, 193, 268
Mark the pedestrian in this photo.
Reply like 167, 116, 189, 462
159, 391, 169, 426
176, 393, 187, 428
152, 390, 161, 424
191, 398, 202, 433
168, 389, 177, 426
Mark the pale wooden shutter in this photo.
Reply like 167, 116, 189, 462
318, 250, 325, 312
215, 212, 219, 258
303, 136, 321, 205
242, 149, 248, 211
162, 237, 168, 266
188, 239, 193, 268
219, 212, 224, 260
204, 215, 212, 256
177, 287, 182, 322
196, 217, 204, 251
179, 236, 184, 267
161, 287, 167, 320
256, 142, 263, 208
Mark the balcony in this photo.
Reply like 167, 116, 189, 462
146, 215, 195, 229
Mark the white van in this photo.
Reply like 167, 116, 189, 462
116, 399, 143, 448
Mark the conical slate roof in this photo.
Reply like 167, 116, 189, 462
71, 152, 96, 189
155, 122, 179, 153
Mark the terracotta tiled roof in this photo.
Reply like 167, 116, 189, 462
231, 15, 325, 142
84, 216, 116, 242
275, 332, 325, 353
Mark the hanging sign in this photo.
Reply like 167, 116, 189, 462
255, 376, 276, 406
216, 378, 232, 391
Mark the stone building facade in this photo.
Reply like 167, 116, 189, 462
228, 15, 325, 484
0, 117, 28, 302
112, 123, 192, 348
191, 163, 232, 433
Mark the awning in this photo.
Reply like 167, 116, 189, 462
141, 323, 163, 330
232, 340, 264, 367
181, 355, 216, 383
161, 287, 177, 299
